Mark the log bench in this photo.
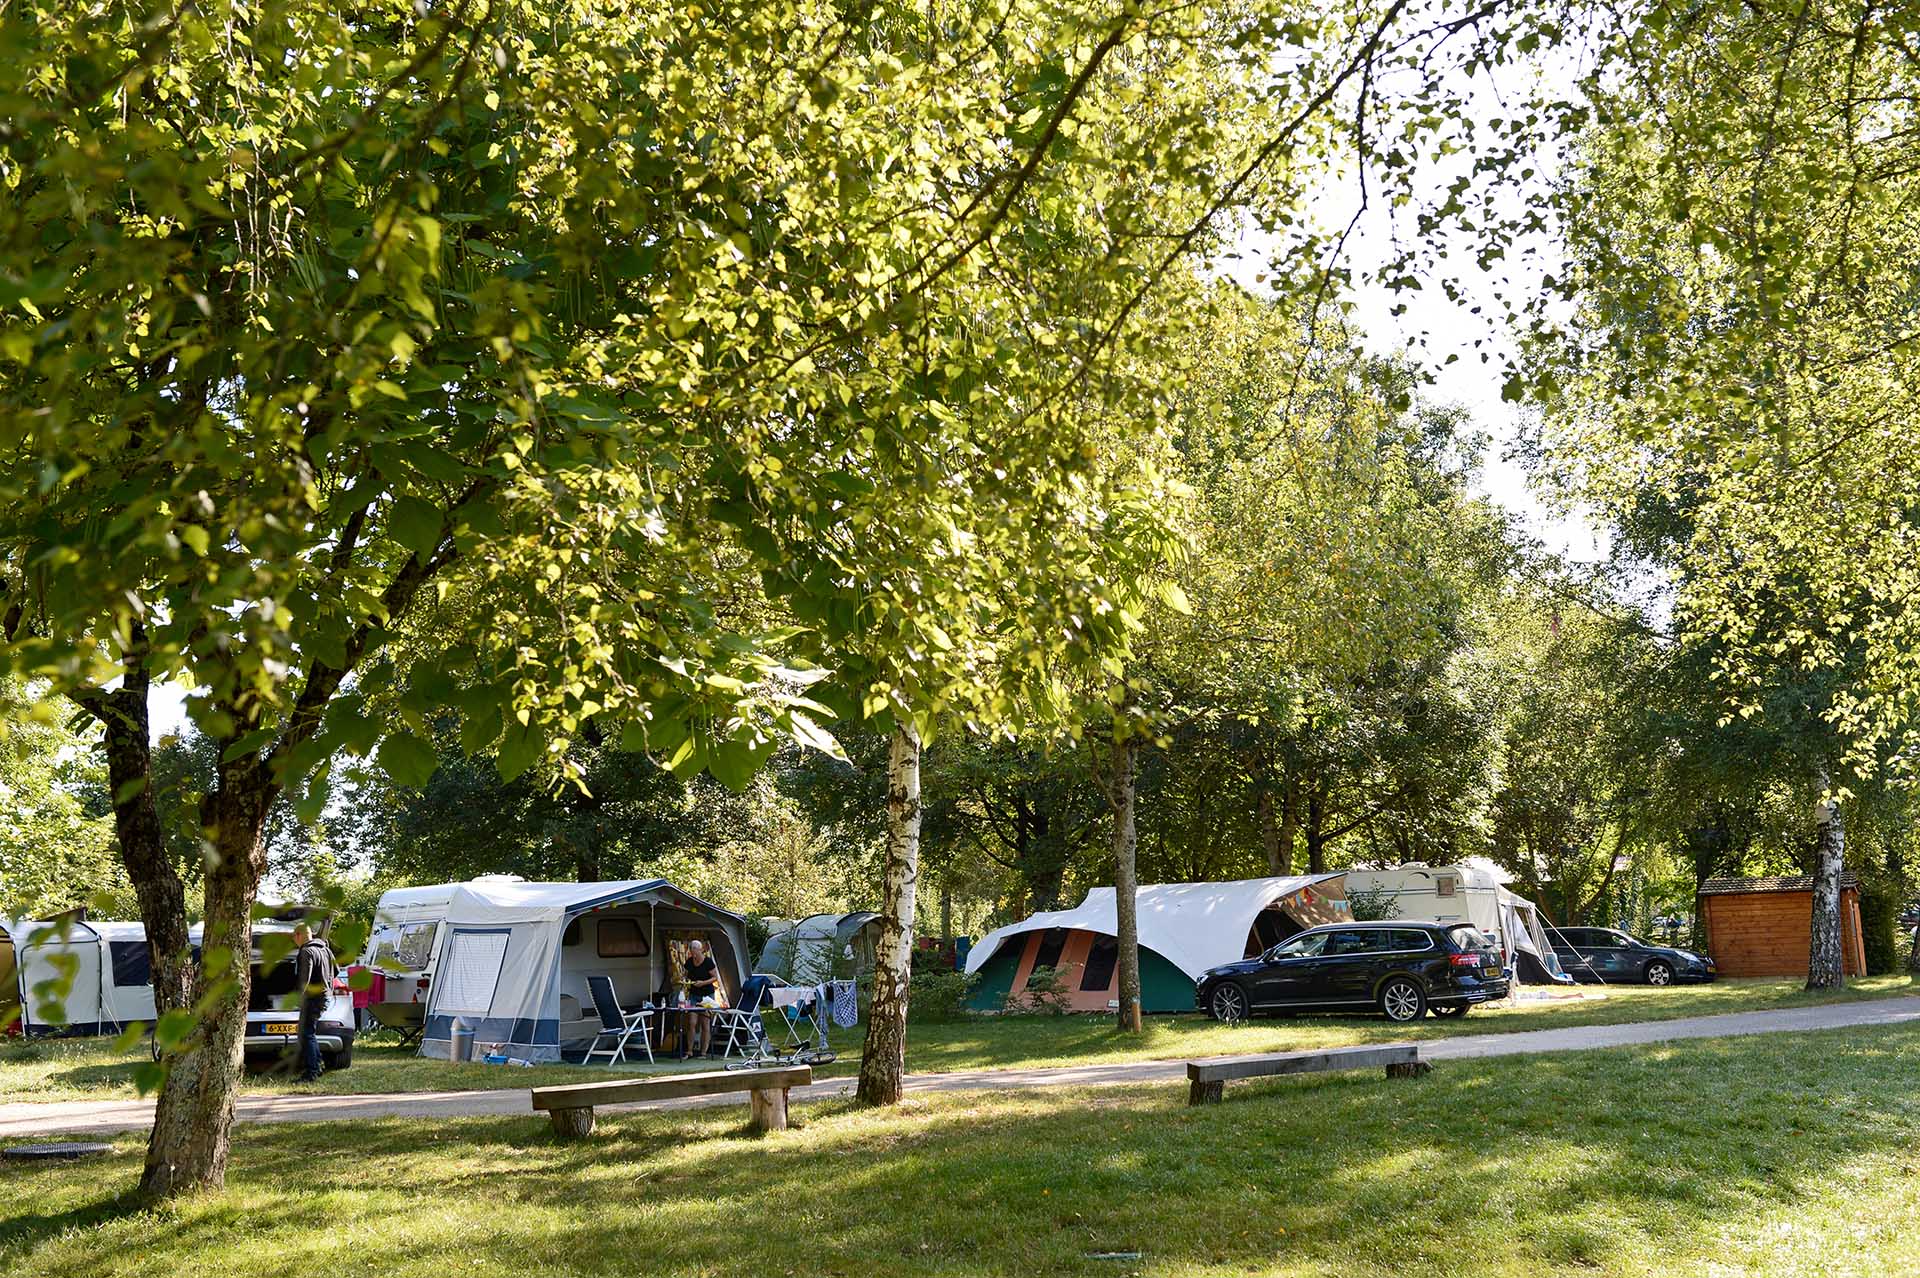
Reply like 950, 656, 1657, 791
531, 1065, 813, 1137
1186, 1045, 1430, 1105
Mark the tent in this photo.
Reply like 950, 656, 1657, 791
418, 879, 750, 1063
1, 917, 156, 1035
963, 875, 1352, 1014
1341, 863, 1573, 986
756, 912, 882, 984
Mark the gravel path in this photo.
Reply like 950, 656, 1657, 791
7, 995, 1917, 1140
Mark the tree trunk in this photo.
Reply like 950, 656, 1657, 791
1276, 772, 1297, 877
1806, 773, 1847, 991
1305, 781, 1326, 874
88, 660, 191, 1023
940, 877, 952, 947
140, 757, 273, 1200
1110, 732, 1142, 1034
857, 722, 921, 1106
1256, 782, 1279, 874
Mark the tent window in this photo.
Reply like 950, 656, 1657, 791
1079, 937, 1118, 991
109, 940, 151, 988
436, 931, 510, 1014
562, 919, 582, 948
597, 918, 651, 958
1031, 929, 1068, 974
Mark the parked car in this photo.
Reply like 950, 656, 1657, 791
243, 916, 356, 1071
1196, 921, 1510, 1024
1547, 927, 1715, 986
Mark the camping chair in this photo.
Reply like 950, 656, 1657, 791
583, 975, 654, 1066
711, 974, 773, 1060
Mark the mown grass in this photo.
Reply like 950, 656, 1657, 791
4, 1020, 1919, 1277
2, 975, 1912, 1102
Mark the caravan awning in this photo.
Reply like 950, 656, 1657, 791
443, 878, 747, 930
964, 874, 1348, 983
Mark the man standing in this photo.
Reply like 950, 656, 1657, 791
292, 923, 335, 1083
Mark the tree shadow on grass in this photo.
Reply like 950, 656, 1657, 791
0, 1184, 151, 1258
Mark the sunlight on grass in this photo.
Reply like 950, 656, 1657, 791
2, 975, 1912, 1102
4, 1021, 1920, 1277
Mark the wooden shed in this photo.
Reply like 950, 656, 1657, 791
1698, 874, 1866, 979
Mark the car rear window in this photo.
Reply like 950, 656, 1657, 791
1446, 925, 1498, 953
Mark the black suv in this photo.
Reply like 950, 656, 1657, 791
1197, 921, 1509, 1024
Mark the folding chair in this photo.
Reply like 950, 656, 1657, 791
583, 975, 654, 1065
711, 974, 773, 1060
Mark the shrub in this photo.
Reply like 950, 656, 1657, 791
1859, 877, 1901, 976
1012, 964, 1072, 1016
908, 967, 978, 1023
1346, 884, 1402, 923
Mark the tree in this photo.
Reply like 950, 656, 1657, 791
0, 680, 124, 919
1537, 0, 1920, 988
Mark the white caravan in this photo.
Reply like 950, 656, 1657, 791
1341, 863, 1573, 986
358, 881, 469, 1038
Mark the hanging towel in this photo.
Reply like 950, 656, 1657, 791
829, 979, 859, 1028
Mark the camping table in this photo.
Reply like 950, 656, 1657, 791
654, 1003, 725, 1059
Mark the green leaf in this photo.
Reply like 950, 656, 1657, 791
708, 733, 774, 791
498, 719, 543, 781
378, 731, 439, 787
389, 495, 443, 560
153, 1008, 196, 1052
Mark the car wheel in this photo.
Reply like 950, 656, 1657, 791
1379, 977, 1427, 1023
1208, 983, 1250, 1024
1431, 1003, 1468, 1019
1645, 961, 1674, 986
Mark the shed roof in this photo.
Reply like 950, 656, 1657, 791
1699, 873, 1861, 896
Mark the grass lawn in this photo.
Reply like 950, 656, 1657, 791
2, 975, 1913, 1103
4, 1019, 1920, 1277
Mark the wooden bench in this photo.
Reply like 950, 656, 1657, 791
531, 1065, 813, 1137
1186, 1045, 1429, 1105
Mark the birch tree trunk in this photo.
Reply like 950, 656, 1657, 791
1110, 732, 1142, 1033
857, 723, 921, 1106
1806, 772, 1847, 990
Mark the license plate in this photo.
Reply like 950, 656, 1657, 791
262, 1022, 298, 1036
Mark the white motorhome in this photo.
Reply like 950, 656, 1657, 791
1341, 863, 1573, 986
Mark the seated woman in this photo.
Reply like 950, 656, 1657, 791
683, 938, 725, 1056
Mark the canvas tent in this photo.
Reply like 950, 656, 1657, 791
756, 912, 882, 984
963, 875, 1352, 1014
1342, 863, 1572, 986
1, 917, 156, 1035
418, 879, 750, 1063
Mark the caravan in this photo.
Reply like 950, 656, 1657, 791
0, 916, 156, 1035
358, 881, 462, 1041
1341, 863, 1573, 987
